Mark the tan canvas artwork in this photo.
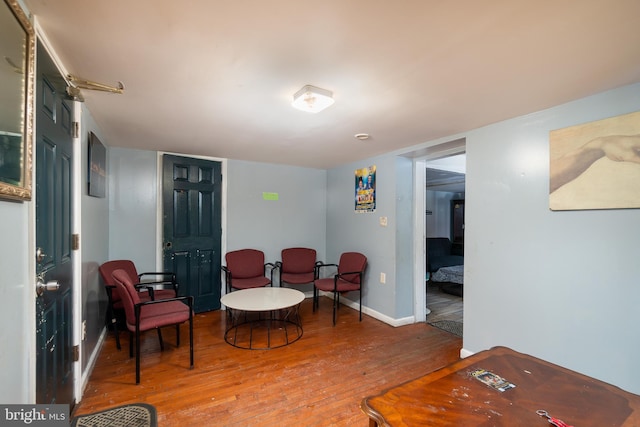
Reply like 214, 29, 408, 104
549, 110, 640, 211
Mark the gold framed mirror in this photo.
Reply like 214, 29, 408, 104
0, 0, 35, 201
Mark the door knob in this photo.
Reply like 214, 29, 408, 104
36, 276, 60, 296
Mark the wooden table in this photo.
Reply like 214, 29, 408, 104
361, 346, 640, 426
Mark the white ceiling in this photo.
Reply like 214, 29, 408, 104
428, 154, 466, 175
427, 154, 466, 193
22, 0, 640, 169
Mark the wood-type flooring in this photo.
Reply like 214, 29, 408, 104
426, 282, 463, 323
73, 296, 462, 426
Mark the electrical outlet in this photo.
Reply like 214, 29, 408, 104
379, 216, 388, 227
380, 272, 386, 284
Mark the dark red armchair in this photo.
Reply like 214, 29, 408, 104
222, 249, 275, 293
276, 247, 320, 288
112, 269, 193, 384
99, 260, 178, 349
313, 252, 367, 326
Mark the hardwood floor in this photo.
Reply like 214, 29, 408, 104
426, 281, 463, 323
73, 297, 462, 426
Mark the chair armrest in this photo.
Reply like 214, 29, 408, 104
135, 279, 176, 288
315, 262, 338, 279
134, 279, 179, 301
136, 295, 193, 308
316, 262, 338, 270
265, 263, 276, 286
134, 295, 194, 319
336, 270, 362, 277
133, 284, 157, 300
138, 271, 175, 280
333, 270, 364, 291
335, 270, 364, 283
313, 261, 324, 279
221, 266, 232, 293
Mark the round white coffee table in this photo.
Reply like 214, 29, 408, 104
220, 287, 304, 349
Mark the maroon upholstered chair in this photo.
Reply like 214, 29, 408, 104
112, 269, 193, 384
222, 249, 274, 293
313, 252, 367, 326
99, 260, 179, 349
276, 247, 319, 288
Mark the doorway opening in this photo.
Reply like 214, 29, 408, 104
425, 153, 465, 327
409, 137, 465, 328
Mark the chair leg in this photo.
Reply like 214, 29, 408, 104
129, 331, 134, 358
113, 321, 121, 350
312, 287, 317, 312
157, 328, 164, 351
359, 288, 362, 321
189, 311, 194, 369
176, 324, 181, 347
135, 328, 141, 384
106, 305, 122, 350
332, 291, 338, 326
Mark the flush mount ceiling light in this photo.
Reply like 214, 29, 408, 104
291, 85, 335, 113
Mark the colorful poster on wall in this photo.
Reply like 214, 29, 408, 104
355, 165, 376, 213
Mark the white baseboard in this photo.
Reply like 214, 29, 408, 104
317, 291, 415, 327
78, 328, 108, 402
460, 348, 475, 358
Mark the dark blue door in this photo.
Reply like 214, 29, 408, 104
35, 42, 75, 404
162, 154, 222, 312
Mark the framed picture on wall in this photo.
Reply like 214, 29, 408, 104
88, 132, 106, 197
549, 110, 640, 210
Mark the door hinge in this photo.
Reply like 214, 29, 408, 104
72, 121, 80, 138
72, 345, 80, 362
72, 234, 80, 250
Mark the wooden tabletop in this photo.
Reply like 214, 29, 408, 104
361, 346, 640, 426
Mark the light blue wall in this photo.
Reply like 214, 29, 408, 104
80, 110, 110, 370
108, 148, 158, 271
426, 191, 464, 238
326, 155, 414, 320
0, 201, 30, 403
226, 160, 327, 290
108, 155, 328, 292
394, 157, 414, 317
461, 83, 640, 393
326, 83, 640, 394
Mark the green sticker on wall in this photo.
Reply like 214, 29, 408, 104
263, 192, 279, 201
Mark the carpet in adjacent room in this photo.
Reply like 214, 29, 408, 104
428, 320, 463, 337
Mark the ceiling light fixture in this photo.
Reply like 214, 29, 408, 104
355, 133, 370, 140
291, 85, 334, 113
